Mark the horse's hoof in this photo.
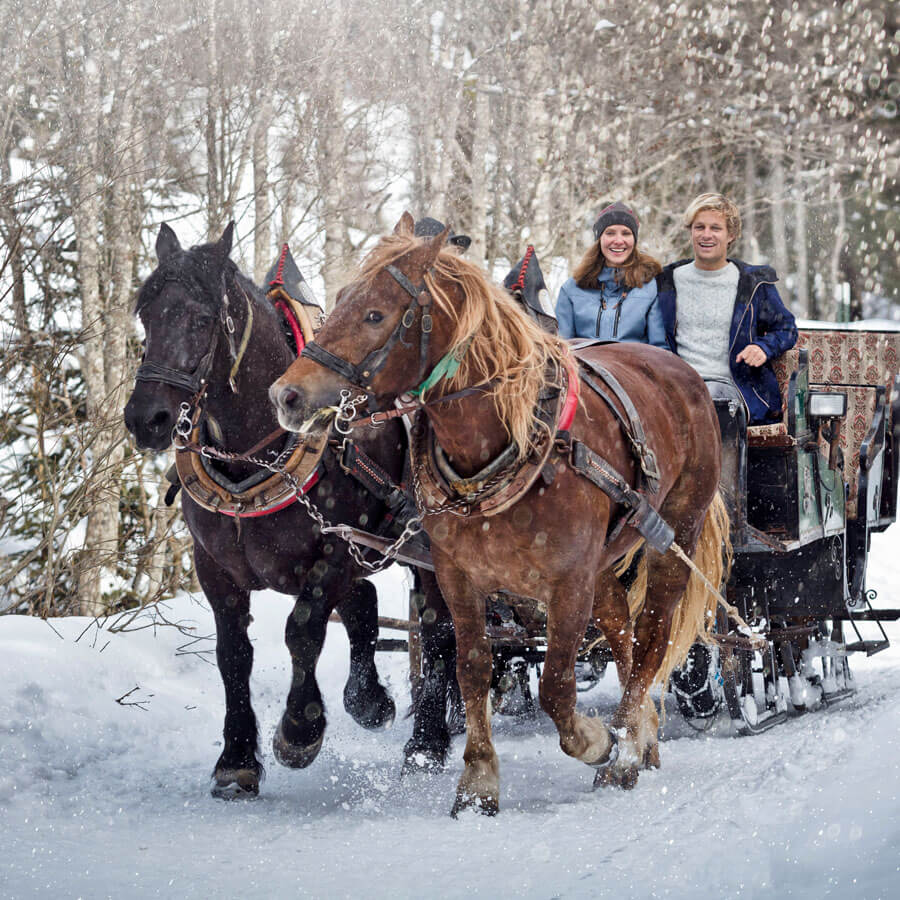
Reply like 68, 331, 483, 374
450, 792, 499, 818
593, 764, 639, 791
272, 722, 324, 769
211, 768, 259, 799
345, 690, 396, 731
401, 746, 447, 776
643, 745, 661, 770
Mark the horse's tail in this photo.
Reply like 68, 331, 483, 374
612, 542, 649, 624
654, 490, 732, 687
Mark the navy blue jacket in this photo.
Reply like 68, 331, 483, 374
657, 259, 798, 424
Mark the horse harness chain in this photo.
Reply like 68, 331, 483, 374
174, 391, 425, 573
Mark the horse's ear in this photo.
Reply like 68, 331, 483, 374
393, 212, 415, 236
421, 224, 451, 269
216, 221, 235, 260
156, 223, 181, 262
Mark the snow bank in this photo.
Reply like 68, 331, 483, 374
1, 537, 898, 898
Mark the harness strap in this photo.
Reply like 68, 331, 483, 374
228, 291, 254, 387
338, 440, 410, 516
569, 440, 674, 553
348, 381, 495, 429
385, 264, 423, 301
576, 355, 661, 492
301, 341, 363, 384
134, 360, 208, 394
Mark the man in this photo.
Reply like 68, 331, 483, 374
413, 216, 472, 251
656, 193, 797, 425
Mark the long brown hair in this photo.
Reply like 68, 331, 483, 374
573, 242, 662, 291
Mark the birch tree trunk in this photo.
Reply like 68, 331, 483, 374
205, 0, 223, 238
744, 147, 761, 261
468, 86, 490, 265
320, 69, 348, 312
71, 50, 116, 618
252, 97, 273, 283
829, 190, 847, 322
792, 150, 809, 317
770, 149, 789, 278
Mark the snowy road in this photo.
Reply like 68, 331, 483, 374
2, 532, 898, 899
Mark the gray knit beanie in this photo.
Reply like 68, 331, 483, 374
592, 202, 639, 242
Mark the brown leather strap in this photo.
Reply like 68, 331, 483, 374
242, 426, 287, 457
350, 382, 496, 429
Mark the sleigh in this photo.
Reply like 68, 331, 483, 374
672, 325, 900, 732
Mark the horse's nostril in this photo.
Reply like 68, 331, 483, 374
281, 388, 300, 411
149, 409, 171, 430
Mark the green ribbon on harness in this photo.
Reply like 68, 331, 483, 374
410, 337, 472, 398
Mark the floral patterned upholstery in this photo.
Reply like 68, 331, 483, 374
746, 329, 900, 519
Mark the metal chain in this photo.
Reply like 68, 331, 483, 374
174, 402, 194, 443
334, 389, 371, 435
175, 407, 426, 573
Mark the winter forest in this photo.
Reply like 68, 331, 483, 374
0, 0, 897, 624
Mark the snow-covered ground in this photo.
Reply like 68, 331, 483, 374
2, 533, 898, 900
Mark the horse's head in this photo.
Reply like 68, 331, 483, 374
124, 222, 236, 450
270, 212, 456, 435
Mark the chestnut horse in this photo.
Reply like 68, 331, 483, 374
271, 214, 728, 814
124, 223, 457, 798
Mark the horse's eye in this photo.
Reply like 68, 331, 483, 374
365, 310, 384, 324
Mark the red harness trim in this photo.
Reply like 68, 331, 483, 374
219, 467, 320, 519
559, 355, 579, 432
513, 245, 535, 292
275, 299, 306, 353
270, 243, 290, 288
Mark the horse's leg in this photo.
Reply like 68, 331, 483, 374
599, 500, 708, 788
596, 567, 679, 789
434, 558, 497, 816
404, 568, 457, 772
337, 579, 396, 729
592, 568, 635, 689
540, 583, 616, 769
195, 547, 261, 799
272, 579, 332, 768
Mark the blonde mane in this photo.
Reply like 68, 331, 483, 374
357, 234, 572, 458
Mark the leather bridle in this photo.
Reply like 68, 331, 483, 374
134, 274, 253, 399
299, 264, 434, 393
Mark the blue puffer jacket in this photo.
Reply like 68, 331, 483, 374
656, 259, 798, 424
555, 267, 667, 347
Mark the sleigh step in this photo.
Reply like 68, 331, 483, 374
843, 639, 890, 656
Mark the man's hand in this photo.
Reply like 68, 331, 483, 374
736, 344, 767, 367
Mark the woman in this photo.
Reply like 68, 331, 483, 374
555, 202, 666, 347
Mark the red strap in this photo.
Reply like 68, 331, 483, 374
220, 468, 320, 519
559, 355, 579, 432
276, 300, 305, 353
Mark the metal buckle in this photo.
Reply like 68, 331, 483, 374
401, 308, 416, 329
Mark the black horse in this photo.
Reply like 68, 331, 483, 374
124, 223, 456, 797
